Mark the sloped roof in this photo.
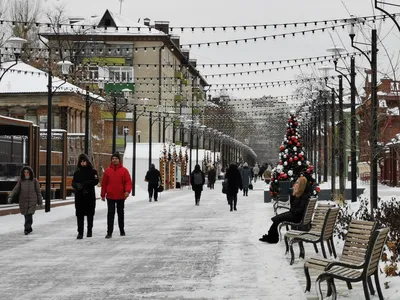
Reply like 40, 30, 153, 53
40, 9, 166, 37
0, 61, 103, 100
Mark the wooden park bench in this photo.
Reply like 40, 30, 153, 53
315, 226, 389, 300
39, 176, 74, 198
278, 197, 318, 241
303, 220, 376, 293
284, 204, 339, 265
272, 181, 292, 215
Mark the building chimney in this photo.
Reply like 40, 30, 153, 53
154, 21, 170, 34
189, 58, 197, 68
144, 17, 150, 26
170, 35, 180, 47
181, 48, 190, 61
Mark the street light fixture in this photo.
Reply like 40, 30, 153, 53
123, 127, 129, 149
327, 45, 356, 202
44, 59, 72, 212
0, 37, 27, 81
320, 65, 337, 200
347, 17, 379, 211
84, 80, 104, 155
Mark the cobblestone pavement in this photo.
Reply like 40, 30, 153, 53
0, 185, 308, 300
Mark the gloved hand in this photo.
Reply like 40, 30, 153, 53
7, 197, 12, 204
75, 183, 83, 191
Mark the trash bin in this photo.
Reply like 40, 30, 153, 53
264, 190, 271, 203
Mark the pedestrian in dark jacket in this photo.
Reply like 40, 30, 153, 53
72, 154, 99, 239
259, 176, 310, 243
207, 166, 216, 189
145, 164, 161, 202
225, 163, 243, 211
190, 164, 205, 206
101, 152, 132, 239
8, 166, 42, 235
240, 162, 252, 196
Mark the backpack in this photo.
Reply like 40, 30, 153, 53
193, 172, 203, 185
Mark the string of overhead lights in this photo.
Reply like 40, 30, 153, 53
1, 15, 389, 52
1, 51, 368, 68
0, 67, 337, 89
2, 13, 393, 32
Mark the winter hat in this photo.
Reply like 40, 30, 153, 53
111, 152, 121, 161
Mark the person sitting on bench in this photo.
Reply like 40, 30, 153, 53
259, 176, 311, 244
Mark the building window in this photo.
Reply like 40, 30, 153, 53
117, 125, 129, 136
104, 66, 134, 83
39, 116, 47, 129
25, 115, 37, 124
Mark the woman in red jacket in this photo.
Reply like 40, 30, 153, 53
101, 152, 132, 239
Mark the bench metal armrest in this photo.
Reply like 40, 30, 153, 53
325, 260, 365, 271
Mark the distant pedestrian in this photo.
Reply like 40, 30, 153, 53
207, 166, 217, 189
241, 162, 252, 196
225, 163, 243, 211
101, 152, 132, 239
8, 166, 42, 235
72, 154, 99, 239
145, 164, 162, 202
252, 164, 260, 182
190, 164, 205, 206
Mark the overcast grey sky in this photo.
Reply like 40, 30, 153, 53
45, 0, 400, 101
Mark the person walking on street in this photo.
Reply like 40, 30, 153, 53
207, 166, 217, 189
240, 162, 252, 196
252, 164, 260, 182
8, 166, 42, 235
72, 154, 99, 239
225, 163, 243, 211
145, 164, 161, 202
190, 164, 205, 206
101, 152, 132, 239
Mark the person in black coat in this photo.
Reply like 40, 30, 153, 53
259, 176, 311, 243
190, 164, 205, 206
72, 154, 99, 239
225, 163, 243, 211
145, 164, 162, 202
207, 166, 217, 189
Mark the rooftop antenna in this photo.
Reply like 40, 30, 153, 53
119, 0, 124, 14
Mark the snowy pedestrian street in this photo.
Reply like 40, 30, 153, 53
0, 181, 309, 300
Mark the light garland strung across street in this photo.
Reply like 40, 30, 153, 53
0, 67, 340, 88
1, 13, 393, 32
1, 15, 390, 52
1, 51, 367, 68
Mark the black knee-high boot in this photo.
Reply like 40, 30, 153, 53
87, 215, 93, 237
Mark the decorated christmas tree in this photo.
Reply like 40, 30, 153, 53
269, 110, 320, 198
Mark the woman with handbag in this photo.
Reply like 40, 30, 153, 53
72, 154, 99, 239
8, 166, 43, 235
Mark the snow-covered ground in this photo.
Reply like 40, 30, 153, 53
0, 179, 398, 299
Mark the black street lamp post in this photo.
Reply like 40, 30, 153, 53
84, 83, 104, 156
349, 22, 378, 210
375, 0, 400, 33
45, 60, 73, 212
323, 93, 328, 182
328, 46, 357, 202
131, 105, 146, 197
